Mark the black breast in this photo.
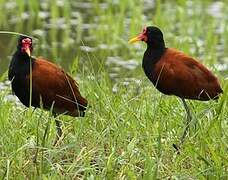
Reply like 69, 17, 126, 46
142, 48, 174, 95
142, 48, 166, 85
8, 51, 35, 107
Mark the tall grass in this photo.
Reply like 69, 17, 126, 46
0, 69, 227, 178
0, 0, 227, 179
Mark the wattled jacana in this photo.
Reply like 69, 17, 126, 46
129, 26, 223, 148
8, 36, 88, 144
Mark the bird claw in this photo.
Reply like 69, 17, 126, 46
173, 143, 181, 155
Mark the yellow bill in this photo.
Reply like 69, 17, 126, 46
25, 48, 31, 57
128, 36, 141, 44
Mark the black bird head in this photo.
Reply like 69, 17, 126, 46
129, 26, 165, 48
17, 36, 33, 57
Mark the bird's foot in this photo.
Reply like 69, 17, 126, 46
173, 143, 181, 154
53, 135, 63, 146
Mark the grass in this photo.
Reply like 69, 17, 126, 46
0, 70, 227, 179
0, 0, 228, 179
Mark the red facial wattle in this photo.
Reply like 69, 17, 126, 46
129, 27, 148, 44
137, 32, 148, 42
21, 38, 32, 57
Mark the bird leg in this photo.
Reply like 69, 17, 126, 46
53, 116, 63, 146
180, 98, 192, 144
32, 107, 37, 115
173, 98, 192, 153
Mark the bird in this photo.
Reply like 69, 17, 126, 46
129, 26, 223, 149
8, 36, 88, 144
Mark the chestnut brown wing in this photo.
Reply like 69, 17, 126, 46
27, 58, 88, 116
153, 49, 223, 100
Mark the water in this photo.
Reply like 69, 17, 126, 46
0, 0, 227, 80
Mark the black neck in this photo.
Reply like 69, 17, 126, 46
8, 50, 34, 80
142, 45, 166, 82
